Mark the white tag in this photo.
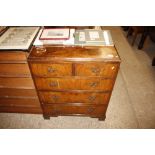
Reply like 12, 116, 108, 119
79, 32, 85, 41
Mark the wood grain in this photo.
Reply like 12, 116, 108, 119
30, 63, 72, 77
43, 104, 107, 117
75, 62, 119, 78
0, 88, 38, 98
0, 98, 40, 107
0, 77, 35, 89
0, 48, 41, 114
0, 64, 31, 77
0, 106, 42, 114
39, 91, 110, 104
34, 77, 114, 91
0, 51, 27, 63
28, 46, 121, 62
28, 45, 121, 120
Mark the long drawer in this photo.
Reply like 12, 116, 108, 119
43, 104, 107, 117
0, 77, 35, 89
0, 52, 27, 62
0, 106, 42, 114
0, 98, 40, 107
34, 77, 114, 91
39, 91, 110, 104
0, 88, 38, 98
0, 64, 31, 77
75, 62, 119, 78
30, 63, 72, 77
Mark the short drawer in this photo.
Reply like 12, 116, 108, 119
0, 64, 31, 77
39, 91, 110, 104
35, 77, 114, 91
75, 63, 119, 78
43, 104, 107, 116
30, 63, 72, 77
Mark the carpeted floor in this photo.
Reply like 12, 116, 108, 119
0, 26, 155, 128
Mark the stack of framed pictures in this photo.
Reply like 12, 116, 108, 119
33, 28, 114, 47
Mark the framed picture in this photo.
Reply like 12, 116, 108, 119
0, 27, 40, 50
39, 28, 70, 40
0, 26, 8, 36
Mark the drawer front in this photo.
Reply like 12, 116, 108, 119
0, 64, 31, 77
43, 104, 106, 116
0, 77, 35, 89
75, 63, 119, 78
0, 52, 27, 62
0, 88, 38, 98
0, 98, 40, 107
39, 91, 110, 104
35, 78, 114, 91
0, 106, 42, 114
30, 63, 72, 77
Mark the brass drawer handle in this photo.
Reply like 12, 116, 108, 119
51, 95, 59, 102
91, 67, 101, 74
111, 66, 115, 70
49, 81, 58, 87
36, 47, 46, 54
87, 107, 95, 113
89, 82, 99, 88
88, 96, 96, 102
47, 66, 56, 73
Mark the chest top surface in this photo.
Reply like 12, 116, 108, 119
28, 45, 121, 62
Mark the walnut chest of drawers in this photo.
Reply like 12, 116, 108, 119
28, 45, 121, 120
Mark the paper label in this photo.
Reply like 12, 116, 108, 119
89, 31, 100, 40
79, 32, 85, 41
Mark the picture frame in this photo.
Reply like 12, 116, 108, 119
39, 28, 70, 40
0, 27, 40, 50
